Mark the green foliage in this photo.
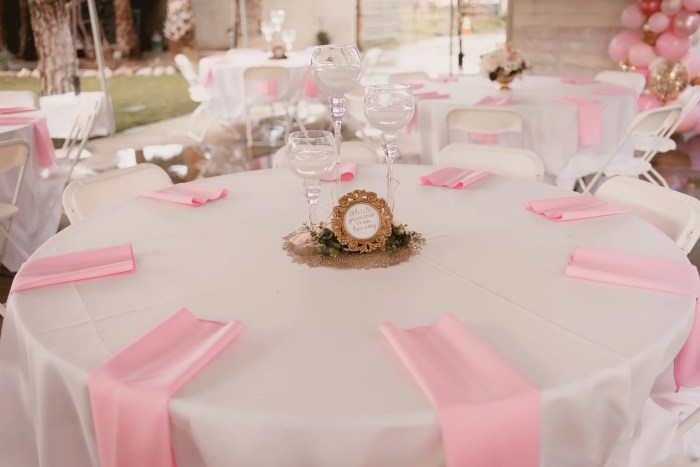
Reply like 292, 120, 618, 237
316, 31, 330, 46
308, 223, 423, 257
0, 48, 14, 71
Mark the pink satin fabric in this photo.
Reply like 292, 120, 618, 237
469, 94, 514, 144
405, 91, 450, 133
89, 308, 244, 467
591, 87, 636, 96
549, 95, 602, 147
524, 196, 626, 222
381, 314, 540, 467
420, 167, 490, 190
0, 115, 56, 168
0, 107, 35, 114
560, 77, 598, 85
10, 244, 135, 293
321, 162, 358, 182
565, 247, 700, 389
199, 55, 230, 86
140, 183, 229, 206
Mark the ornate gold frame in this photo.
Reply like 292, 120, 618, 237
330, 190, 392, 253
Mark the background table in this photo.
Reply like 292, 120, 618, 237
0, 165, 694, 466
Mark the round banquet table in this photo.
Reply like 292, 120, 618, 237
0, 165, 696, 467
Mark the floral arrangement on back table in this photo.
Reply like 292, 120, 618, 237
480, 43, 530, 81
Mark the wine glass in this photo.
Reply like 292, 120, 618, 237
286, 130, 337, 228
270, 10, 286, 33
281, 29, 296, 53
364, 84, 415, 210
310, 45, 361, 201
261, 20, 275, 52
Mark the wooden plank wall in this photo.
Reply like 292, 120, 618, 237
510, 0, 629, 77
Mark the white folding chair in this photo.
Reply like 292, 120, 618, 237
0, 140, 30, 261
174, 54, 211, 104
273, 141, 382, 168
595, 70, 647, 96
595, 176, 700, 253
446, 107, 524, 147
0, 91, 39, 109
388, 71, 432, 84
62, 163, 173, 224
436, 143, 544, 182
243, 66, 291, 148
54, 95, 103, 183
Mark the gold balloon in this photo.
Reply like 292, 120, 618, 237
642, 21, 659, 46
648, 60, 689, 102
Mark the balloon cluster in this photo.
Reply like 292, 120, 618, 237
609, 0, 700, 132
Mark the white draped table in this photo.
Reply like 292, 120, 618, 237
0, 165, 694, 466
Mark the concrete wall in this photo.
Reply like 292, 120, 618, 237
510, 0, 628, 77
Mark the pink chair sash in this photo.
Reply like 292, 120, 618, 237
321, 162, 358, 182
10, 244, 135, 293
524, 196, 626, 222
381, 314, 540, 467
469, 94, 513, 144
405, 91, 450, 133
565, 247, 700, 389
302, 79, 319, 99
256, 80, 279, 97
0, 115, 56, 168
140, 183, 229, 206
420, 167, 491, 190
89, 308, 244, 467
199, 55, 230, 86
549, 95, 602, 147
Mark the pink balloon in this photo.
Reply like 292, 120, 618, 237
655, 31, 691, 60
662, 0, 683, 15
682, 53, 700, 77
649, 12, 672, 32
622, 4, 647, 29
609, 30, 643, 63
629, 43, 657, 67
637, 94, 664, 112
682, 0, 700, 10
674, 9, 700, 37
676, 104, 700, 133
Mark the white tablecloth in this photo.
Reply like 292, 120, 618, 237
0, 111, 65, 271
200, 50, 311, 121
412, 76, 637, 188
0, 165, 694, 466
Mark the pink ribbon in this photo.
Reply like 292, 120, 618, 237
405, 91, 450, 133
469, 94, 514, 144
549, 95, 602, 147
89, 308, 244, 467
140, 183, 228, 206
0, 115, 56, 168
381, 314, 540, 467
524, 196, 626, 222
565, 247, 700, 389
321, 162, 358, 182
420, 167, 491, 189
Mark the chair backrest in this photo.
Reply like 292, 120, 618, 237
436, 143, 545, 181
596, 176, 700, 253
666, 86, 700, 136
61, 94, 103, 159
243, 66, 290, 103
630, 104, 683, 136
62, 163, 173, 223
446, 107, 524, 146
273, 141, 381, 168
0, 90, 39, 109
0, 139, 30, 206
594, 70, 647, 96
174, 54, 200, 87
389, 71, 431, 84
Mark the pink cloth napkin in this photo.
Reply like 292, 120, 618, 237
89, 308, 244, 467
381, 314, 540, 467
420, 167, 491, 190
405, 91, 451, 133
321, 162, 358, 182
302, 79, 319, 99
10, 244, 135, 293
140, 183, 228, 206
591, 87, 636, 96
524, 196, 626, 222
469, 94, 514, 144
406, 82, 425, 90
199, 55, 230, 86
549, 95, 602, 147
565, 247, 700, 389
561, 77, 598, 85
0, 115, 56, 168
0, 107, 35, 114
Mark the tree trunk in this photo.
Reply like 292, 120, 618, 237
113, 0, 138, 57
163, 0, 195, 54
18, 0, 29, 57
28, 0, 78, 95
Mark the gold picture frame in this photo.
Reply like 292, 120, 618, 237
330, 190, 392, 253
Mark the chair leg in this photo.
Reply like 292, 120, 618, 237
0, 225, 29, 260
647, 166, 670, 188
246, 113, 253, 149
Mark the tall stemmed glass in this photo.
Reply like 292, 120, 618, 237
310, 45, 361, 201
364, 84, 415, 210
281, 29, 296, 53
261, 20, 275, 52
270, 10, 286, 33
286, 130, 337, 229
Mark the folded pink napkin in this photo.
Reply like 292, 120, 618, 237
321, 162, 358, 182
591, 87, 636, 96
0, 115, 56, 167
405, 92, 451, 133
381, 314, 540, 467
549, 95, 602, 147
406, 82, 425, 90
0, 107, 35, 114
140, 183, 228, 206
199, 55, 230, 86
434, 75, 459, 83
469, 94, 514, 143
89, 308, 244, 467
420, 167, 490, 190
10, 244, 135, 293
566, 247, 700, 389
302, 78, 318, 99
561, 77, 598, 85
524, 196, 626, 222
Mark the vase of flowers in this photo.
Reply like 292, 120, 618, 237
480, 42, 529, 90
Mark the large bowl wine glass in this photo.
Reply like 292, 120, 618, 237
261, 20, 275, 52
286, 130, 337, 228
364, 84, 415, 210
310, 45, 361, 201
270, 10, 286, 33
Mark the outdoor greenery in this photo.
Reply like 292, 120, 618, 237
0, 75, 197, 132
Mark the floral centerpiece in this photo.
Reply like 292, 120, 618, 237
480, 42, 529, 90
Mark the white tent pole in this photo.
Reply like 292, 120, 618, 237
86, 0, 116, 135
449, 0, 454, 76
239, 0, 249, 48
230, 0, 237, 49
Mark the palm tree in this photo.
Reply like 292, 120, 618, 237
163, 0, 195, 53
113, 0, 138, 57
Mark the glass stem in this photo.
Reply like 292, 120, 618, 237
381, 130, 398, 211
329, 95, 346, 204
303, 179, 321, 229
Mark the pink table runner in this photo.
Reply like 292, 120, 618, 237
89, 308, 244, 467
381, 314, 540, 467
420, 167, 490, 190
565, 247, 700, 389
469, 94, 514, 144
140, 183, 228, 206
321, 162, 358, 182
0, 115, 56, 168
549, 95, 602, 147
524, 196, 626, 221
